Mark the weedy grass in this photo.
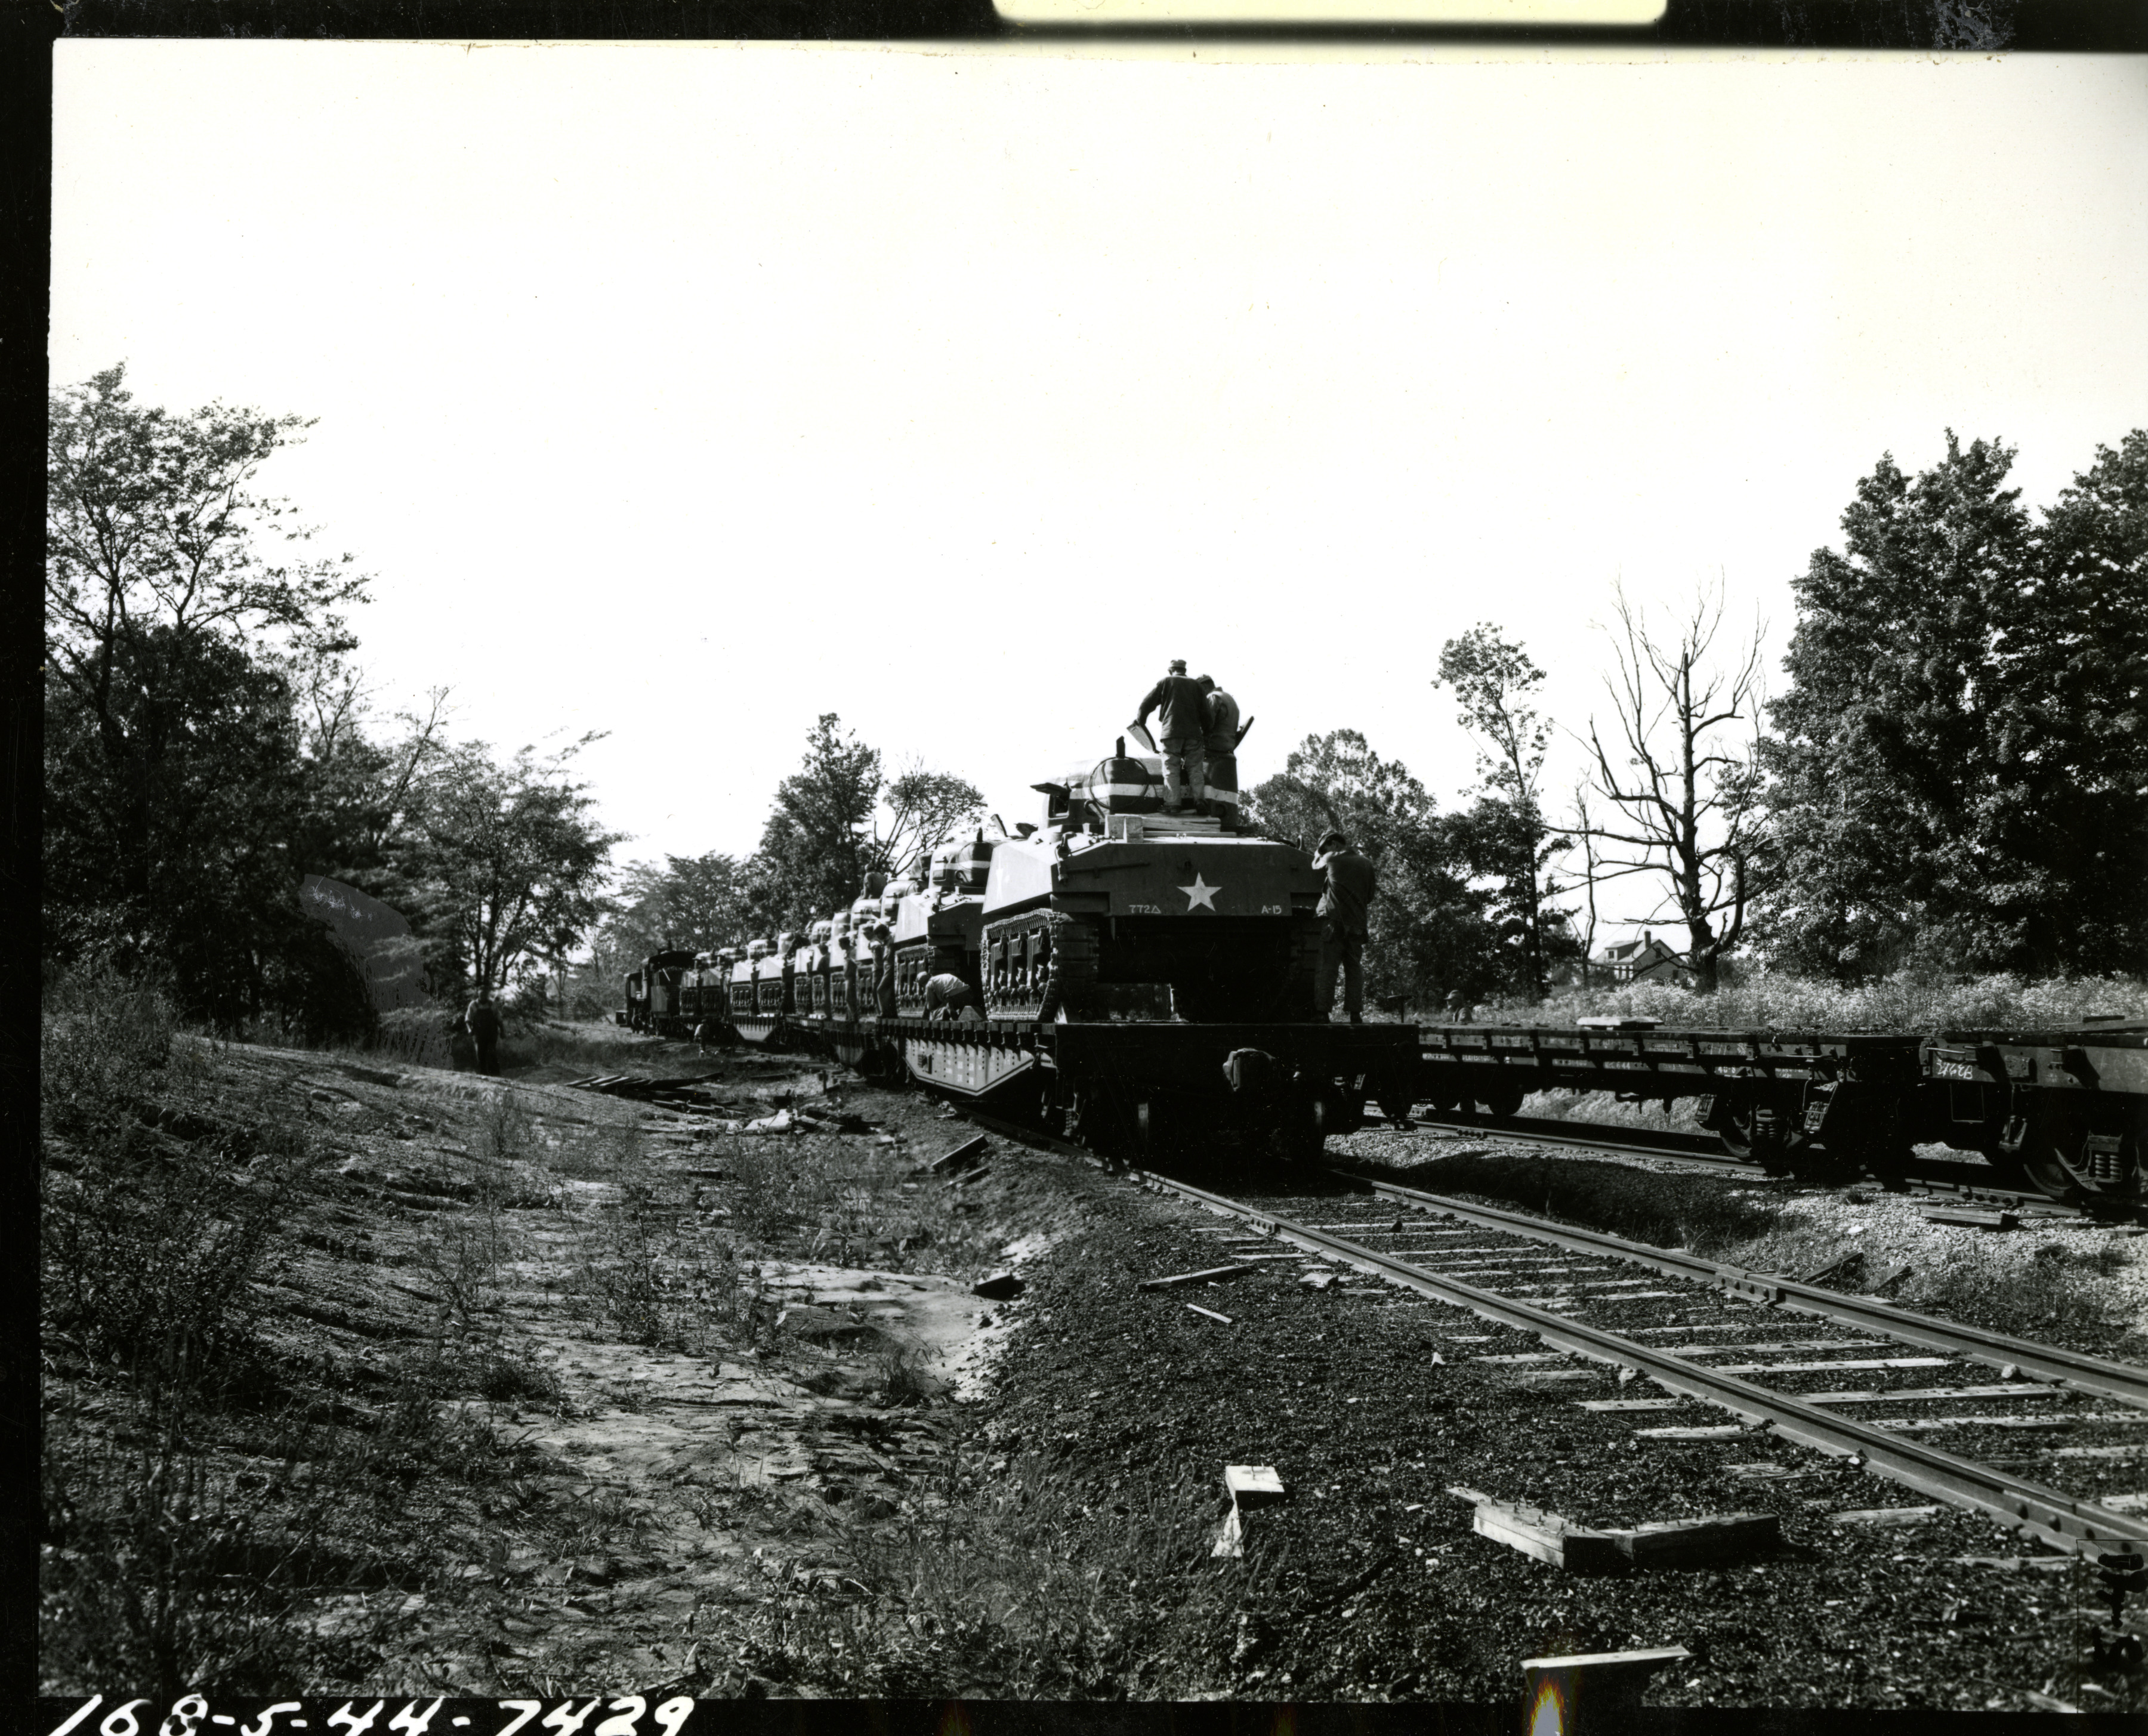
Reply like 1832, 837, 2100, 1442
718, 1454, 1276, 1697
1906, 1238, 2132, 1340
1511, 1089, 1712, 1133
1479, 967, 2147, 1034
1394, 1151, 1782, 1255
496, 1020, 658, 1074
39, 968, 587, 1698
720, 1130, 999, 1277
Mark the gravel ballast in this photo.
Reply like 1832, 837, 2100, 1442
936, 1126, 2148, 1710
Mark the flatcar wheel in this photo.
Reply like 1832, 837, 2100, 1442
1280, 1097, 1328, 1165
2013, 1102, 2141, 1204
1476, 1080, 1525, 1120
1719, 1096, 1807, 1173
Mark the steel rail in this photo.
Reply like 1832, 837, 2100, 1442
1405, 1114, 1735, 1166
1349, 1171, 2148, 1412
1121, 1167, 2148, 1561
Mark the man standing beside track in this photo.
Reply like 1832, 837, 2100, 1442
1133, 658, 1209, 817
467, 989, 504, 1074
1311, 831, 1377, 1024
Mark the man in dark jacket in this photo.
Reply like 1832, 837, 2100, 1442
1133, 658, 1208, 816
1310, 832, 1378, 1023
467, 990, 504, 1074
1198, 675, 1242, 823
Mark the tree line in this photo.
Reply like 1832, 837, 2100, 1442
45, 366, 621, 1038
1254, 428, 2148, 1005
578, 715, 984, 1008
52, 366, 2141, 1032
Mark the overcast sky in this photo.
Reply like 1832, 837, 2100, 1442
50, 43, 2148, 937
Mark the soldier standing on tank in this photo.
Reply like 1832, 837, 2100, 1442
1198, 675, 1241, 821
467, 989, 504, 1076
1132, 658, 1209, 817
1311, 831, 1378, 1024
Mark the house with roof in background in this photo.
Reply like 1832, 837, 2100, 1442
1590, 929, 1690, 987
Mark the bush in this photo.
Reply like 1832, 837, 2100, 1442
41, 960, 181, 1139
1480, 967, 2147, 1033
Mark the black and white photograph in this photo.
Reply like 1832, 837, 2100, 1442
33, 27, 2148, 1722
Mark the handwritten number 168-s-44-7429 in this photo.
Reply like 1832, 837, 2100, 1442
47, 1696, 698, 1736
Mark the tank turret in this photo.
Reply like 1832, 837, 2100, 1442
979, 737, 1326, 1023
947, 831, 996, 894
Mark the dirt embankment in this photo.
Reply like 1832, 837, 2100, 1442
41, 1013, 1061, 1698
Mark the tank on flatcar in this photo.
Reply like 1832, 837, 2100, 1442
889, 833, 998, 1012
976, 738, 1324, 1025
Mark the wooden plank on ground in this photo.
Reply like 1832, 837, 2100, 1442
1920, 1207, 2019, 1230
1831, 1506, 1942, 1526
1141, 1264, 1258, 1291
1471, 1504, 1626, 1573
1616, 1512, 1779, 1567
1635, 1425, 1747, 1441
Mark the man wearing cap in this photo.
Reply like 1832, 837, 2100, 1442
1197, 674, 1242, 823
1311, 832, 1378, 1024
1133, 658, 1209, 816
467, 989, 504, 1074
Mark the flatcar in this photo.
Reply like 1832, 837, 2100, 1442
1416, 1014, 2147, 1203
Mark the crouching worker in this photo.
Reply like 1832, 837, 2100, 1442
923, 971, 983, 1023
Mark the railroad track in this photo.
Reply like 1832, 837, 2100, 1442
1401, 1111, 2132, 1220
959, 1108, 2148, 1562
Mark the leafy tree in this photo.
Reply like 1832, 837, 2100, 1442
405, 737, 623, 998
44, 365, 372, 1027
1998, 430, 2148, 972
1434, 625, 1568, 995
1248, 730, 1499, 1008
46, 365, 367, 697
1579, 582, 1764, 993
1752, 431, 2147, 976
745, 715, 983, 931
595, 852, 751, 971
880, 763, 991, 885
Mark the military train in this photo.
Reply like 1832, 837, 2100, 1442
622, 733, 2147, 1203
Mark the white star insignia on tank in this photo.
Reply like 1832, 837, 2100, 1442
1178, 873, 1221, 911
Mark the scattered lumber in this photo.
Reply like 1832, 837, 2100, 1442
1140, 1264, 1258, 1292
1920, 1206, 2019, 1231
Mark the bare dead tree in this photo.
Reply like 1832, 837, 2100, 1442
1577, 581, 1764, 993
1572, 783, 1603, 989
